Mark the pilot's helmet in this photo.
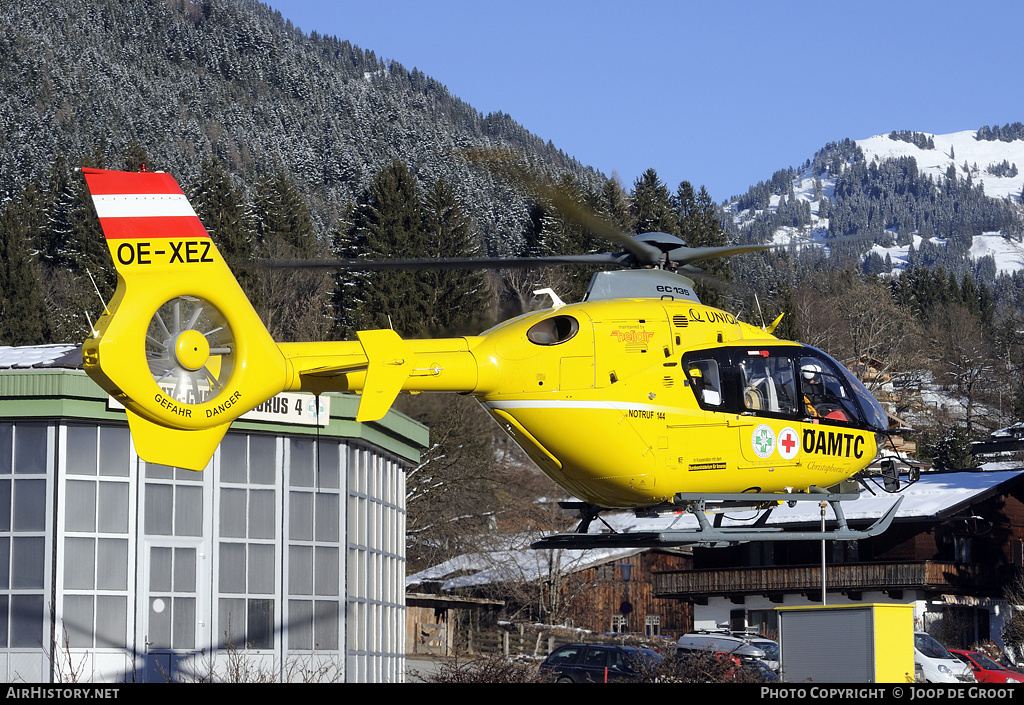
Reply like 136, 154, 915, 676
689, 367, 703, 379
801, 363, 822, 382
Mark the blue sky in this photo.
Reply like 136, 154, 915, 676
266, 0, 1024, 203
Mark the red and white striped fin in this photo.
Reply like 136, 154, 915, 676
81, 168, 209, 241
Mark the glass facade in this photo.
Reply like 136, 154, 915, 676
345, 446, 405, 683
0, 400, 416, 683
0, 422, 50, 655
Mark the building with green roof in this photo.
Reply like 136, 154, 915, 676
0, 345, 427, 683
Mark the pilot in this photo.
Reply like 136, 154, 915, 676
801, 363, 848, 421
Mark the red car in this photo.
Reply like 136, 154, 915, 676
948, 649, 1024, 684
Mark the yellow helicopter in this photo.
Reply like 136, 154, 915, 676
79, 166, 903, 548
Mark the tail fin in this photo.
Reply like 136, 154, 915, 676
80, 168, 288, 469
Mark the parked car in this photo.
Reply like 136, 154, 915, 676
742, 659, 781, 682
540, 643, 662, 683
914, 632, 975, 683
676, 630, 769, 663
731, 632, 780, 673
949, 649, 1024, 684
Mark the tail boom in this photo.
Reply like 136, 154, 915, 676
279, 335, 483, 421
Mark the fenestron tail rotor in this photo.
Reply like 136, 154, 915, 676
145, 296, 234, 406
80, 167, 293, 470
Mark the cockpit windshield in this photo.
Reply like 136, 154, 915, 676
804, 346, 889, 432
683, 346, 889, 433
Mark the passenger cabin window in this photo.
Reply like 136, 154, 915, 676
526, 315, 579, 345
739, 355, 797, 415
685, 359, 723, 408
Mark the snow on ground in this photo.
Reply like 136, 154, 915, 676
861, 231, 1024, 277
858, 130, 1024, 276
969, 232, 1024, 275
858, 130, 1024, 201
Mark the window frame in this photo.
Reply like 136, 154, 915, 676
683, 346, 871, 428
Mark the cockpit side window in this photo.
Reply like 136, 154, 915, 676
685, 359, 723, 408
798, 355, 860, 424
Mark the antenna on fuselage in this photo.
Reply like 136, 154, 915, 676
754, 293, 766, 329
86, 268, 110, 317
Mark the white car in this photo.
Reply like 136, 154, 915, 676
676, 631, 767, 662
914, 632, 975, 683
742, 634, 780, 673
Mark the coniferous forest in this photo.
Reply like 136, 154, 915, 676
3, 0, 1024, 567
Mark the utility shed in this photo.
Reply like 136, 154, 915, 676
0, 345, 427, 683
777, 603, 914, 683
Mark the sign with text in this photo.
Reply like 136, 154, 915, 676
108, 391, 330, 427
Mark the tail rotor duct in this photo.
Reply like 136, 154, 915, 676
146, 296, 235, 405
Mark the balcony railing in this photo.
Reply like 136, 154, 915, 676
653, 561, 995, 598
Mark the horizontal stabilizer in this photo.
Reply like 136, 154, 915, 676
355, 329, 413, 422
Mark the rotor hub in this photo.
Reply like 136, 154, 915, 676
174, 329, 210, 371
146, 296, 233, 405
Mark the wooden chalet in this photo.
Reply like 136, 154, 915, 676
406, 545, 693, 650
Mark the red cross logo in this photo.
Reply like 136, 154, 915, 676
781, 433, 796, 453
778, 427, 799, 460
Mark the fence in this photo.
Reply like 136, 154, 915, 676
452, 623, 668, 660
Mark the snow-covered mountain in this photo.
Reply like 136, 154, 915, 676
860, 131, 1024, 277
860, 130, 1024, 201
726, 129, 1024, 279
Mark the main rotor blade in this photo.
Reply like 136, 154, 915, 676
250, 253, 631, 271
668, 231, 891, 266
665, 243, 779, 265
461, 148, 664, 266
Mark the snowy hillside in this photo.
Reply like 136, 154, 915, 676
860, 131, 1024, 276
727, 128, 1024, 278
858, 130, 1024, 201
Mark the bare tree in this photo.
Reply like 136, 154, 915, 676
925, 305, 996, 436
467, 530, 596, 627
794, 271, 925, 399
400, 393, 561, 573
251, 238, 333, 343
422, 652, 548, 683
497, 266, 573, 319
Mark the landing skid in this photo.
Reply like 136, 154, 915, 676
531, 488, 903, 550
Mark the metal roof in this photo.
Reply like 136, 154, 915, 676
0, 344, 81, 369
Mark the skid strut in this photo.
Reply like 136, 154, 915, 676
532, 488, 903, 550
